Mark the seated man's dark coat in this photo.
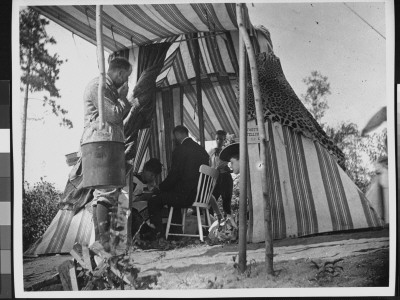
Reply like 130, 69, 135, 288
159, 137, 209, 206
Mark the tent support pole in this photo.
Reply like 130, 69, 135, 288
96, 5, 105, 130
193, 33, 205, 147
237, 29, 248, 273
237, 3, 274, 275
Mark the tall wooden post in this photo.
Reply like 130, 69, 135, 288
237, 31, 248, 273
193, 33, 205, 147
96, 5, 106, 130
237, 3, 274, 275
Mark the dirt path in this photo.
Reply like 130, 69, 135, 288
23, 228, 389, 290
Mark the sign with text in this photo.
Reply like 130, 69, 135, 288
247, 125, 260, 143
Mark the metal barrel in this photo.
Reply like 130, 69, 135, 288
81, 141, 125, 189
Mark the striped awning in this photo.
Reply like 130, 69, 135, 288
33, 3, 253, 53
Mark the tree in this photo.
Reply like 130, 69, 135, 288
325, 122, 387, 193
301, 71, 331, 126
20, 8, 72, 183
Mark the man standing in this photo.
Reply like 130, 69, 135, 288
208, 130, 234, 220
147, 125, 210, 237
81, 57, 132, 251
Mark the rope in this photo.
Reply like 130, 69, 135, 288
343, 3, 385, 40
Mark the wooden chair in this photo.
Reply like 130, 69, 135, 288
165, 165, 219, 241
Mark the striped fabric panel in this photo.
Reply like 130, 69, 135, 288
148, 115, 160, 163
282, 126, 318, 236
74, 207, 93, 247
265, 121, 286, 239
45, 210, 74, 254
133, 128, 151, 173
315, 142, 354, 231
190, 4, 225, 32
152, 4, 198, 34
201, 79, 235, 134
224, 32, 239, 75
74, 5, 150, 45
35, 6, 125, 52
115, 5, 175, 38
173, 50, 216, 137
358, 190, 384, 228
183, 108, 200, 140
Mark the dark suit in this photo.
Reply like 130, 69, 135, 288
148, 137, 209, 233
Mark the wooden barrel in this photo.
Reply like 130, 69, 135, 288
81, 141, 125, 189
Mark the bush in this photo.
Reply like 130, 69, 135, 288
23, 179, 61, 251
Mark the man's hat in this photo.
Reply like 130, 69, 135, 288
219, 143, 239, 162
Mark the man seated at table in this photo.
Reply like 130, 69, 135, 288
147, 125, 210, 239
117, 158, 163, 241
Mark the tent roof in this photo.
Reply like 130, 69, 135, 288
34, 3, 253, 53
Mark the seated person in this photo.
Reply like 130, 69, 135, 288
208, 130, 234, 221
147, 125, 210, 238
219, 142, 240, 175
117, 158, 163, 240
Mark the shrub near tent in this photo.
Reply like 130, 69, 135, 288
23, 180, 61, 250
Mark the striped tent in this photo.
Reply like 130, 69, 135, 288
25, 3, 384, 255
24, 204, 95, 256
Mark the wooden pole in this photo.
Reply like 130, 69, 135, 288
237, 29, 248, 273
193, 33, 205, 147
246, 156, 253, 243
96, 5, 106, 130
236, 3, 274, 275
126, 169, 134, 249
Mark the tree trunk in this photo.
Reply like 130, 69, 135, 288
236, 3, 274, 275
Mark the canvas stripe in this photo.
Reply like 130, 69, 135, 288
142, 5, 185, 34
212, 82, 239, 135
45, 210, 74, 254
155, 93, 168, 178
216, 34, 236, 74
272, 123, 298, 237
172, 87, 182, 127
173, 51, 216, 137
224, 31, 239, 75
315, 142, 353, 231
358, 190, 383, 227
201, 79, 235, 134
326, 148, 354, 229
282, 126, 318, 236
74, 5, 150, 45
133, 128, 151, 173
265, 121, 286, 239
336, 162, 384, 229
191, 4, 225, 31
36, 6, 124, 52
198, 34, 215, 74
74, 207, 93, 247
301, 134, 333, 233
183, 108, 200, 140
112, 5, 175, 39
153, 4, 199, 33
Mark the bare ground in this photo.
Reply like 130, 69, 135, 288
23, 228, 389, 290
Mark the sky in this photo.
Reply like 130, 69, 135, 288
21, 2, 390, 190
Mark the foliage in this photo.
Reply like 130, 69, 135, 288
20, 7, 72, 128
325, 123, 387, 192
301, 71, 331, 126
309, 259, 344, 282
23, 179, 61, 250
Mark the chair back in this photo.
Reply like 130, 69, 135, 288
193, 165, 219, 206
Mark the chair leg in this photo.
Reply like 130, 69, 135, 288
206, 208, 211, 227
165, 207, 174, 240
196, 207, 203, 242
182, 208, 187, 234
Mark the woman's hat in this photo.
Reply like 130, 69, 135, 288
219, 143, 239, 162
